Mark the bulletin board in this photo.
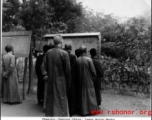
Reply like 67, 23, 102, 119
2, 31, 32, 57
44, 32, 101, 57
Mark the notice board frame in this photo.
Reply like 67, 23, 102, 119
2, 31, 32, 57
44, 32, 101, 58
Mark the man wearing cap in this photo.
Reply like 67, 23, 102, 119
42, 35, 71, 117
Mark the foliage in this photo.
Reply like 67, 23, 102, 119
2, 0, 24, 31
16, 0, 51, 46
45, 0, 83, 33
2, 0, 83, 45
78, 11, 151, 94
114, 17, 151, 62
101, 56, 150, 95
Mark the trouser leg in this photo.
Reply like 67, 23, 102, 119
43, 81, 47, 110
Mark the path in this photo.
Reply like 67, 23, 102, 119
1, 85, 151, 117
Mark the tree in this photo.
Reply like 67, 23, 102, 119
16, 0, 50, 93
45, 0, 83, 33
2, 0, 24, 31
18, 0, 51, 45
17, 0, 84, 45
115, 17, 151, 62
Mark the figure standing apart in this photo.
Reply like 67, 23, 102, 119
2, 45, 21, 104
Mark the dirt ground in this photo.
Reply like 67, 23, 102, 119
1, 84, 151, 117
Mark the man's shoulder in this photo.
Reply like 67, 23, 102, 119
92, 57, 100, 62
85, 56, 92, 61
3, 53, 7, 58
37, 53, 44, 59
69, 53, 76, 58
47, 48, 68, 56
92, 58, 102, 66
77, 56, 92, 62
46, 49, 54, 56
47, 49, 52, 53
60, 49, 69, 55
3, 53, 14, 58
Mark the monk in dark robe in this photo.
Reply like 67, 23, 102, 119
64, 43, 77, 116
42, 35, 71, 117
2, 45, 21, 104
35, 45, 49, 105
76, 45, 98, 116
90, 48, 103, 108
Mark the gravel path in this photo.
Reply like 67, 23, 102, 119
1, 89, 151, 117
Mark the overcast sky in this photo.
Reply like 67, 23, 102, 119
145, 0, 151, 7
19, 0, 151, 18
78, 0, 151, 18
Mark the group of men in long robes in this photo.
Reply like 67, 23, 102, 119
35, 34, 103, 117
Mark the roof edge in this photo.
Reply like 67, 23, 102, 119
44, 32, 101, 38
2, 31, 32, 37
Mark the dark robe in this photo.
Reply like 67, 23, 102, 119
76, 56, 98, 115
41, 55, 47, 110
2, 53, 21, 103
35, 53, 45, 104
66, 52, 77, 115
42, 46, 71, 117
0, 72, 2, 98
92, 57, 103, 106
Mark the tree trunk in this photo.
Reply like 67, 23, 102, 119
22, 0, 26, 4
27, 43, 34, 93
23, 57, 28, 99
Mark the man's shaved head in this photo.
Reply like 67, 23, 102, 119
49, 41, 55, 49
53, 34, 63, 45
79, 45, 87, 55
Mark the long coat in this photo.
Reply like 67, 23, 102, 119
41, 55, 47, 110
42, 46, 71, 117
92, 57, 103, 106
2, 52, 21, 103
66, 52, 77, 115
76, 56, 98, 115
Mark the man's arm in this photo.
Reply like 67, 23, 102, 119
41, 55, 48, 80
95, 59, 104, 78
3, 55, 15, 78
71, 55, 77, 70
2, 58, 5, 74
89, 59, 96, 81
35, 56, 39, 76
64, 53, 71, 88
